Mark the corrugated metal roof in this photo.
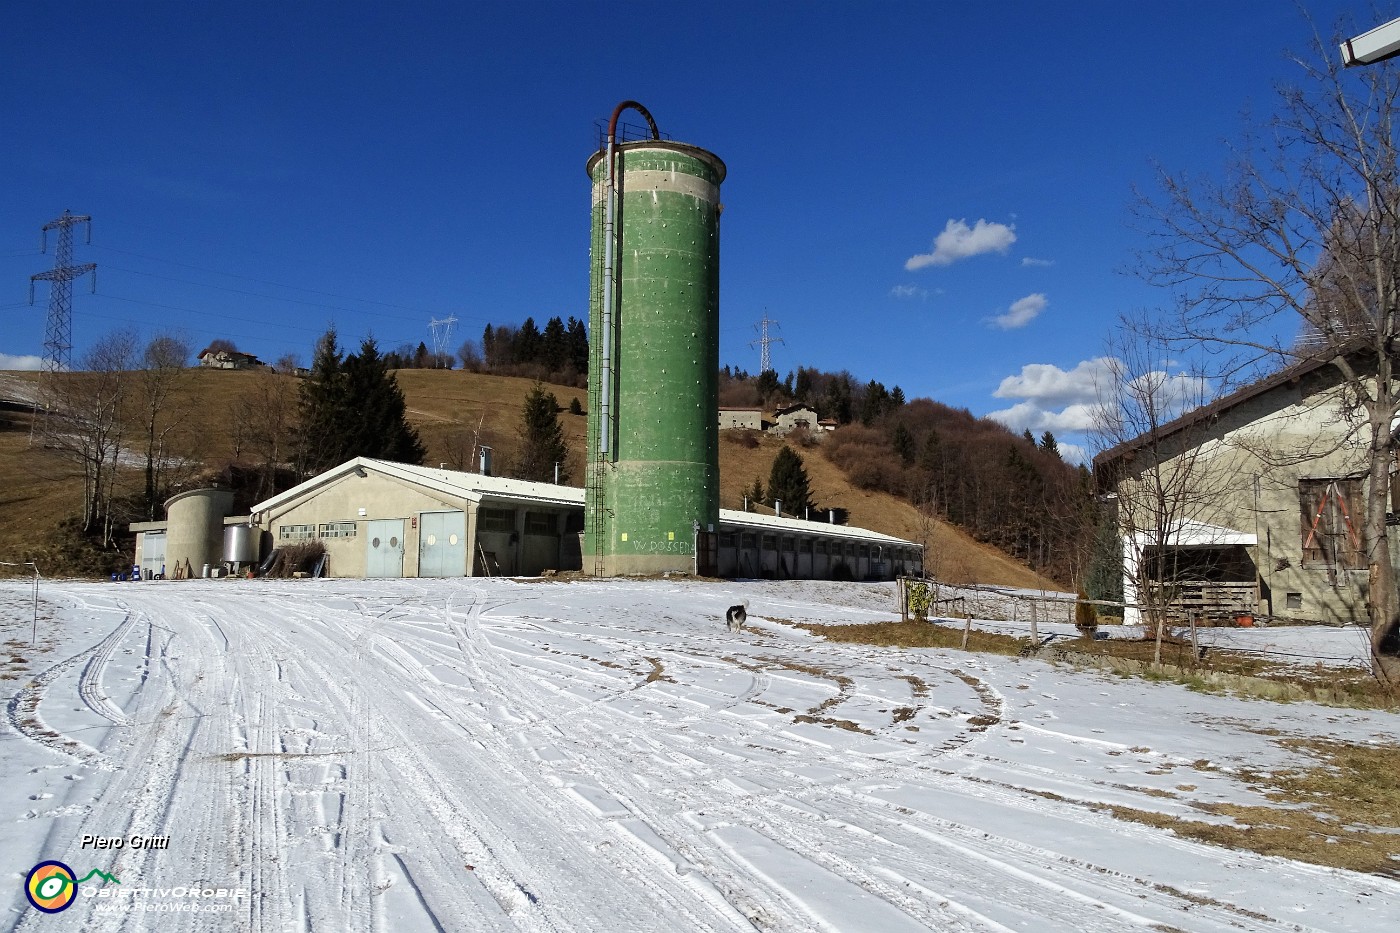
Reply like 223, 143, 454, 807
718, 508, 915, 546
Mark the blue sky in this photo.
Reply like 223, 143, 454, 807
1, 1, 1386, 461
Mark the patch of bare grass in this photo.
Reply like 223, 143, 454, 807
793, 619, 1028, 657
643, 657, 667, 684
793, 714, 869, 734
1059, 637, 1393, 708
1105, 739, 1400, 877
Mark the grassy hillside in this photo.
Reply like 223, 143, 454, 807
0, 368, 1056, 588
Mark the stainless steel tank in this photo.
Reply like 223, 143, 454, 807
223, 524, 262, 564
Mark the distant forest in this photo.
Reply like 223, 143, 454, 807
718, 365, 1102, 588
458, 317, 590, 386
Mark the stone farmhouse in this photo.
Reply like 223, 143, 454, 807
1094, 350, 1400, 626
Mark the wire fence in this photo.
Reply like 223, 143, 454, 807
896, 576, 1377, 671
0, 560, 43, 645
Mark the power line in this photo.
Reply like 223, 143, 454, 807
73, 296, 421, 348
89, 244, 456, 320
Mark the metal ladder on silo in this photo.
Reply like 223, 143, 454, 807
589, 134, 615, 579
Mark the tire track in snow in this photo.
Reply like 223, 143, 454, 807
75, 606, 140, 727
458, 598, 865, 931
11, 595, 243, 933
458, 595, 1295, 933
5, 596, 141, 765
348, 590, 746, 932
825, 769, 1343, 933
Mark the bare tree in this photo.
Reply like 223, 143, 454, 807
244, 365, 298, 500
136, 334, 192, 519
1093, 324, 1226, 665
1139, 27, 1400, 683
46, 330, 137, 539
458, 338, 484, 372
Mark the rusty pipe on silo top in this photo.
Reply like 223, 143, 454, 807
599, 101, 660, 458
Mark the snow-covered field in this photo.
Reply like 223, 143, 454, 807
1, 576, 1397, 932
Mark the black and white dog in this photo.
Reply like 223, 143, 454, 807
725, 601, 749, 633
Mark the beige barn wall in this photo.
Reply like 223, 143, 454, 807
1116, 373, 1383, 624
259, 472, 472, 578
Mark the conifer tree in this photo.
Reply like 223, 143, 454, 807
566, 316, 590, 373
298, 329, 425, 473
343, 337, 426, 465
542, 316, 567, 371
892, 422, 915, 465
298, 327, 348, 474
515, 383, 569, 482
766, 446, 813, 516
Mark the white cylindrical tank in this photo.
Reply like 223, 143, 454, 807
165, 488, 234, 579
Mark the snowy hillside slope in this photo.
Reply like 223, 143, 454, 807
1, 577, 1397, 932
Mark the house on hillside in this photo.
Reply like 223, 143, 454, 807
718, 405, 826, 435
772, 404, 818, 435
1094, 350, 1399, 626
718, 407, 768, 431
197, 347, 264, 370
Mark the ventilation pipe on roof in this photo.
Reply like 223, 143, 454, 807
480, 446, 493, 477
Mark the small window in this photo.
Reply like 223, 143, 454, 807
478, 507, 516, 532
319, 522, 357, 539
816, 540, 829, 556
279, 524, 315, 541
761, 534, 776, 550
1299, 478, 1364, 569
720, 532, 738, 548
1286, 592, 1303, 610
525, 512, 556, 535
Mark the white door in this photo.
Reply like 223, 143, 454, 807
418, 512, 466, 577
366, 520, 405, 578
141, 532, 167, 579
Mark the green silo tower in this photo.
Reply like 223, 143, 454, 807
585, 102, 725, 575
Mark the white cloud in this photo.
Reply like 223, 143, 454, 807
986, 400, 1099, 434
905, 218, 1016, 270
988, 293, 1047, 330
993, 357, 1117, 405
1127, 370, 1210, 414
0, 352, 43, 371
889, 284, 927, 299
1056, 442, 1089, 466
988, 357, 1118, 455
987, 356, 1213, 458
1021, 257, 1055, 268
